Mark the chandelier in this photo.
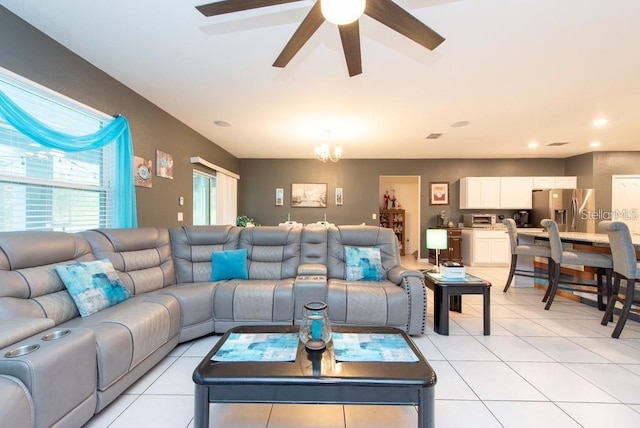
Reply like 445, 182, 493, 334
314, 143, 343, 163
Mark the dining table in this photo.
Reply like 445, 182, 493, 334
513, 228, 640, 306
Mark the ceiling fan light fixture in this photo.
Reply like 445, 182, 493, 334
321, 0, 366, 25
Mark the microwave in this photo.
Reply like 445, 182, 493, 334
463, 214, 496, 227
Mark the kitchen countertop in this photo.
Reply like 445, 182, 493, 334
461, 226, 507, 231
517, 229, 640, 249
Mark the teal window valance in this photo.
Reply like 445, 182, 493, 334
0, 89, 137, 228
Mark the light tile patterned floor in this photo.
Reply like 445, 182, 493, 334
84, 260, 640, 427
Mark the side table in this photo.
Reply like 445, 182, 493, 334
421, 271, 491, 335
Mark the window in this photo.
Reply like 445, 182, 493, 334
193, 170, 216, 225
0, 68, 116, 232
190, 156, 238, 226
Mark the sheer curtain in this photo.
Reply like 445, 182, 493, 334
0, 90, 137, 227
216, 171, 237, 225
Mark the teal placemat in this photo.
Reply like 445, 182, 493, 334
332, 333, 418, 362
211, 333, 299, 362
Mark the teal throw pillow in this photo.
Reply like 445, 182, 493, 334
345, 246, 385, 281
55, 259, 132, 317
211, 248, 248, 281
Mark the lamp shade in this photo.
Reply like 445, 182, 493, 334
426, 228, 448, 250
321, 0, 366, 25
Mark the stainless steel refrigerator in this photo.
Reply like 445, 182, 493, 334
531, 189, 596, 232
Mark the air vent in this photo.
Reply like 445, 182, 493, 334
425, 133, 443, 139
547, 142, 569, 146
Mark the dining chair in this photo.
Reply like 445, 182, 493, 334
599, 221, 639, 338
540, 219, 613, 311
503, 218, 551, 292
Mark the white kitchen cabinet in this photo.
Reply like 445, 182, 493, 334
459, 177, 500, 209
554, 176, 577, 189
461, 176, 575, 209
499, 177, 533, 208
461, 229, 510, 266
532, 176, 577, 189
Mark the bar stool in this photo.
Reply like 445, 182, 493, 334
540, 219, 613, 311
503, 218, 552, 292
599, 221, 639, 338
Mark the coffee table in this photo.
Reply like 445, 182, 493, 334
193, 325, 437, 428
422, 271, 491, 335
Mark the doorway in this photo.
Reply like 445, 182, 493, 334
612, 175, 640, 232
379, 176, 421, 257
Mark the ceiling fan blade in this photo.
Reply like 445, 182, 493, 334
273, 1, 325, 68
338, 22, 362, 77
364, 0, 445, 50
196, 0, 304, 17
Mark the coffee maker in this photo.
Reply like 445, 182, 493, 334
514, 210, 530, 227
436, 210, 448, 228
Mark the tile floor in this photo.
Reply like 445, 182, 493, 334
84, 260, 640, 427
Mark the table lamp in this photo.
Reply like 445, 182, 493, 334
426, 228, 448, 273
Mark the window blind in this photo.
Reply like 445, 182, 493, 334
0, 68, 115, 232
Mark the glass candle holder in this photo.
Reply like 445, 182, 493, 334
299, 301, 332, 351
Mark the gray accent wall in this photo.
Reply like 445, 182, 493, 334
565, 152, 640, 213
239, 158, 567, 257
564, 153, 595, 189
0, 7, 239, 228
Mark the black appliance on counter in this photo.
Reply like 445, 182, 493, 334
436, 210, 448, 228
513, 210, 530, 227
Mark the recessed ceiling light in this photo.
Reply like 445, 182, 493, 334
425, 133, 443, 139
592, 118, 608, 128
590, 141, 601, 147
450, 121, 470, 128
528, 141, 538, 149
214, 120, 232, 127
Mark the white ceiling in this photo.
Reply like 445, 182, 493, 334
3, 0, 640, 159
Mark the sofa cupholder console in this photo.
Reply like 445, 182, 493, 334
4, 344, 40, 358
4, 329, 73, 358
41, 329, 72, 341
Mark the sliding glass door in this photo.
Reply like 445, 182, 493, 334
193, 170, 216, 225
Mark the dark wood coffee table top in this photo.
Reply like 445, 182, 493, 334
193, 325, 436, 387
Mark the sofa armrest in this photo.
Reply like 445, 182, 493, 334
0, 327, 97, 428
387, 266, 425, 285
297, 263, 327, 276
0, 374, 34, 428
387, 266, 427, 335
0, 318, 55, 350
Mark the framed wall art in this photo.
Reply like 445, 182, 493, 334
155, 149, 174, 179
275, 188, 284, 206
335, 187, 343, 206
429, 182, 449, 205
134, 156, 153, 188
291, 183, 327, 208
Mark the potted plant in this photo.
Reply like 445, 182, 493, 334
236, 215, 260, 227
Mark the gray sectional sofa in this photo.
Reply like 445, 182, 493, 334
0, 224, 427, 428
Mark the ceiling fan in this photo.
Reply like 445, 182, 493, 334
196, 0, 445, 77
